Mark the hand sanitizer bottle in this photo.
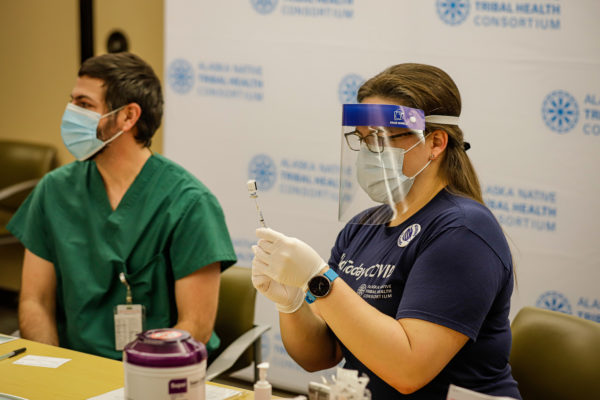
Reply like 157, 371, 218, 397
254, 362, 272, 400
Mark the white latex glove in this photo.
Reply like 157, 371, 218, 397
251, 257, 304, 313
252, 227, 327, 290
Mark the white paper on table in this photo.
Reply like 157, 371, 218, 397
206, 384, 243, 400
12, 355, 70, 368
85, 384, 243, 400
0, 335, 17, 344
447, 384, 518, 400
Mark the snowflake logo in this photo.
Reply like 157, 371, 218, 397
436, 0, 470, 26
251, 0, 278, 15
542, 90, 579, 133
338, 74, 364, 104
167, 59, 195, 94
248, 154, 277, 191
536, 291, 572, 314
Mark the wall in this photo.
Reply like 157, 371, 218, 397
94, 0, 164, 154
0, 1, 79, 165
0, 0, 164, 165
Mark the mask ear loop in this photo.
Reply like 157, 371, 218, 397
100, 105, 126, 119
395, 140, 431, 215
387, 130, 427, 215
78, 106, 127, 160
98, 105, 127, 144
407, 158, 431, 180
102, 129, 125, 145
405, 130, 432, 180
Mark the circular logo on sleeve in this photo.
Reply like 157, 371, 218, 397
398, 224, 421, 247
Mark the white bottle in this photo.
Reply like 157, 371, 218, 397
254, 362, 272, 400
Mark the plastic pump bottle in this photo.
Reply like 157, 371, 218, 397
254, 362, 272, 400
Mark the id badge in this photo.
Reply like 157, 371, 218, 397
114, 304, 145, 351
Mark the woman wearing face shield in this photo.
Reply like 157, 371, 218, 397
251, 63, 521, 399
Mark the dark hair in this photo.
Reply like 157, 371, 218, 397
357, 63, 483, 204
78, 52, 163, 147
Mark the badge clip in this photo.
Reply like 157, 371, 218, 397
119, 272, 133, 304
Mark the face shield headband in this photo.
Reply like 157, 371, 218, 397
341, 103, 460, 130
339, 103, 460, 225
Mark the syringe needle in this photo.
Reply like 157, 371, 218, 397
247, 180, 267, 228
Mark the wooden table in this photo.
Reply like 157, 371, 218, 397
0, 336, 258, 400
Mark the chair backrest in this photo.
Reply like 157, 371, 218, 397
212, 266, 257, 371
510, 306, 600, 400
0, 140, 58, 211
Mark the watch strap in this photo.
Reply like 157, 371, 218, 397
323, 268, 339, 282
305, 269, 339, 304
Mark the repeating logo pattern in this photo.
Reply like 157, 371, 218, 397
436, 0, 470, 26
248, 154, 277, 191
167, 59, 195, 94
542, 90, 579, 133
251, 0, 278, 15
338, 74, 364, 104
536, 290, 572, 314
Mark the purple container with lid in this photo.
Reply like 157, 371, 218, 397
124, 329, 207, 400
124, 328, 207, 367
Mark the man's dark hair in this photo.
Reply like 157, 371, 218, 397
79, 52, 163, 147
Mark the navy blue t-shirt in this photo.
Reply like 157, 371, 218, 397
328, 189, 521, 399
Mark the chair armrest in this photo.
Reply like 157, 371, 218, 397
206, 324, 271, 382
0, 179, 40, 202
0, 236, 20, 245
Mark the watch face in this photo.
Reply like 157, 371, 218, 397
308, 275, 331, 297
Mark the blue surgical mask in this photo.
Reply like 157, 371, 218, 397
61, 103, 125, 161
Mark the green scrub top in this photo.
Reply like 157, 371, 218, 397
7, 154, 237, 360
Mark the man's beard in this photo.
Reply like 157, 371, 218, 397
90, 115, 118, 159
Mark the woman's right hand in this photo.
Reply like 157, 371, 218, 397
251, 247, 304, 313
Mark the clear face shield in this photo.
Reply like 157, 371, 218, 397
339, 104, 459, 225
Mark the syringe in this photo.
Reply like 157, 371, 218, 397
247, 179, 267, 228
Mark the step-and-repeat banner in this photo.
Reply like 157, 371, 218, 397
165, 0, 600, 392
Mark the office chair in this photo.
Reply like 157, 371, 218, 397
509, 306, 600, 400
0, 140, 57, 291
206, 266, 270, 382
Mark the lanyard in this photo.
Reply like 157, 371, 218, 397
119, 272, 133, 304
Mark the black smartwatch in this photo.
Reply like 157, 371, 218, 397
305, 268, 339, 304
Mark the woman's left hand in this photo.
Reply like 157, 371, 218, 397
252, 227, 327, 290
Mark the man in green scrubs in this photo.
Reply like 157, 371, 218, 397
7, 53, 237, 360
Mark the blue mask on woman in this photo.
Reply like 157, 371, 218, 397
60, 103, 124, 160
